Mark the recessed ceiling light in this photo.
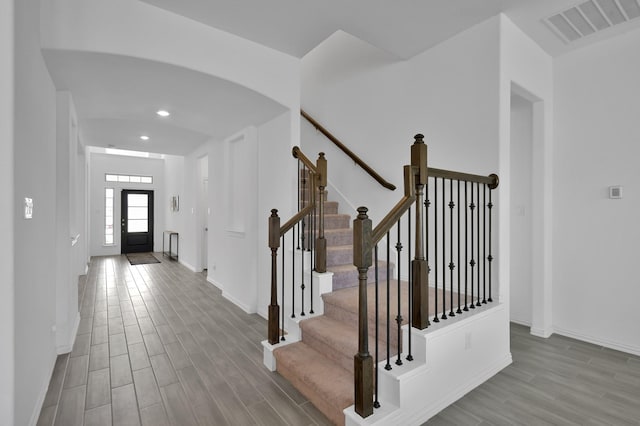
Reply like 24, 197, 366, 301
156, 110, 170, 117
140, 135, 149, 141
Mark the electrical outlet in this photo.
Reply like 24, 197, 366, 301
24, 197, 33, 219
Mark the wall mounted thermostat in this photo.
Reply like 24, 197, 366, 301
24, 197, 33, 219
609, 186, 623, 199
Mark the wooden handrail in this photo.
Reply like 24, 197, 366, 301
371, 165, 415, 244
279, 204, 314, 236
429, 168, 499, 189
292, 146, 318, 173
300, 109, 396, 191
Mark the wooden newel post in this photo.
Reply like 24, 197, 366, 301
411, 134, 430, 329
268, 209, 281, 345
353, 206, 373, 418
316, 153, 327, 273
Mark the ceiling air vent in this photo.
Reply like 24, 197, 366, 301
545, 0, 640, 43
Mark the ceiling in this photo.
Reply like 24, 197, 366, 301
141, 0, 640, 59
43, 1, 640, 157
43, 50, 286, 156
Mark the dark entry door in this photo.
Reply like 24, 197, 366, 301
121, 190, 154, 253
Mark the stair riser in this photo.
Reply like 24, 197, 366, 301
326, 247, 353, 267
323, 301, 402, 352
301, 324, 397, 377
324, 230, 353, 246
330, 265, 391, 291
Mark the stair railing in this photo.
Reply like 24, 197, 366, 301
353, 134, 499, 418
301, 109, 396, 191
268, 147, 327, 345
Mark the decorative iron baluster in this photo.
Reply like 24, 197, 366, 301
457, 180, 462, 314
395, 220, 403, 366
281, 235, 285, 341
448, 179, 455, 317
464, 182, 469, 312
433, 178, 439, 323
441, 177, 447, 320
483, 184, 487, 304
297, 160, 301, 250
385, 231, 392, 370
407, 207, 413, 362
374, 245, 380, 408
470, 183, 475, 309
291, 230, 296, 318
301, 212, 306, 317
488, 189, 494, 303
476, 182, 481, 307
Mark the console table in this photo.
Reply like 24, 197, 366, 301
162, 231, 179, 261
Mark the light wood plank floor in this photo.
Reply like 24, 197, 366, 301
37, 254, 331, 426
427, 324, 640, 425
38, 254, 640, 426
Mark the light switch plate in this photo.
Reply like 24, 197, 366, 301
609, 186, 622, 199
24, 197, 33, 219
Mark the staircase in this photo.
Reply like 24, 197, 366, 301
273, 196, 395, 426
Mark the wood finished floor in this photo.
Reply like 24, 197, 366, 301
37, 254, 640, 426
427, 323, 640, 425
37, 254, 331, 426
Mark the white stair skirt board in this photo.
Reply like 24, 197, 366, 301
262, 269, 334, 371
344, 304, 512, 426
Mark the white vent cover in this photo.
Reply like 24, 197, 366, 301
545, 0, 640, 43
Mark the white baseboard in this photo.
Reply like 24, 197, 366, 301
206, 276, 223, 290
179, 259, 196, 272
530, 326, 553, 338
56, 312, 81, 354
29, 350, 58, 426
510, 318, 532, 327
553, 326, 640, 357
221, 291, 256, 314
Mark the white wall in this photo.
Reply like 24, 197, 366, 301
498, 14, 554, 336
0, 0, 14, 422
14, 0, 59, 424
553, 29, 640, 355
509, 94, 533, 325
54, 92, 80, 354
89, 153, 165, 256
163, 155, 185, 236
257, 112, 297, 316
302, 20, 501, 288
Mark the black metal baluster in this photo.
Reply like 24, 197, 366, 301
281, 235, 285, 341
291, 231, 296, 318
301, 215, 306, 316
457, 180, 462, 314
433, 178, 439, 323
476, 182, 481, 307
441, 177, 447, 320
297, 161, 301, 250
395, 220, 403, 366
449, 179, 455, 317
488, 189, 494, 303
310, 199, 315, 315
464, 182, 469, 312
374, 246, 380, 408
483, 184, 487, 304
385, 232, 392, 370
407, 207, 413, 362
470, 183, 475, 309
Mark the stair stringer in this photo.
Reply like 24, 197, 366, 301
344, 303, 512, 426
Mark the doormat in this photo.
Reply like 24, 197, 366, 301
126, 253, 160, 265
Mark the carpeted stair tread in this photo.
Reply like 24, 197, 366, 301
322, 213, 351, 230
300, 316, 359, 374
275, 342, 353, 426
300, 315, 395, 375
328, 261, 392, 291
324, 228, 353, 246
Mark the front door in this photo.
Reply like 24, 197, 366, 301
121, 190, 154, 253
